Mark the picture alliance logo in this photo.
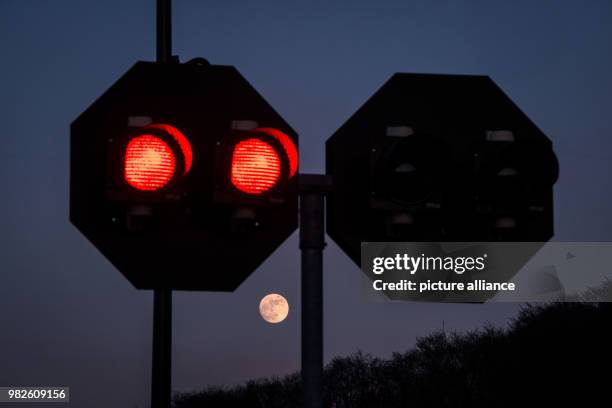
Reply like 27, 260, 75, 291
371, 253, 488, 275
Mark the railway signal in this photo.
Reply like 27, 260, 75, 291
70, 60, 298, 291
326, 73, 558, 291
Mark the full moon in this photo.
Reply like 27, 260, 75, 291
259, 293, 289, 324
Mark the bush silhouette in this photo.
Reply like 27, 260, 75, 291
173, 303, 612, 407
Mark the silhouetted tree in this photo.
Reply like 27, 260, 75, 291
173, 302, 612, 408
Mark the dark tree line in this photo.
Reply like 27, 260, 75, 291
174, 303, 612, 407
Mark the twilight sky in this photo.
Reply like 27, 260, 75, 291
1, 1, 612, 407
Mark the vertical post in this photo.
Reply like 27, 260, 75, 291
299, 174, 332, 408
151, 289, 172, 408
152, 1, 173, 408
156, 0, 172, 63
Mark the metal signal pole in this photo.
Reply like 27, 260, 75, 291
299, 174, 332, 408
156, 0, 172, 63
151, 1, 173, 408
151, 289, 172, 408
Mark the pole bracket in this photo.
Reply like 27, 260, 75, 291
298, 173, 333, 195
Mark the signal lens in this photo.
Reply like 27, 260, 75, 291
124, 135, 176, 191
147, 124, 193, 174
255, 128, 298, 178
231, 138, 281, 194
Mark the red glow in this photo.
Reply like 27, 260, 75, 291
256, 128, 298, 177
124, 135, 176, 191
147, 124, 192, 174
231, 138, 281, 194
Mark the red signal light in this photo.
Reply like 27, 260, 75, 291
123, 124, 192, 192
147, 124, 193, 174
256, 128, 298, 178
124, 134, 177, 191
231, 138, 282, 194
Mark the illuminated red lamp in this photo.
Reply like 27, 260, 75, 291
231, 138, 282, 194
255, 128, 298, 178
147, 123, 193, 174
124, 124, 192, 192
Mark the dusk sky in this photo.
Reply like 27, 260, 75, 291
1, 1, 612, 407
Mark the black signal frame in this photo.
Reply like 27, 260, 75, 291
370, 132, 453, 209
